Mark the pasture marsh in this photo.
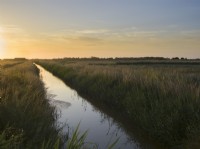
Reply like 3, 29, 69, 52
0, 59, 61, 148
1, 58, 200, 148
37, 58, 200, 148
0, 59, 100, 149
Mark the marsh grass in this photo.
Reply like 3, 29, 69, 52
0, 60, 118, 149
0, 60, 61, 148
37, 59, 200, 148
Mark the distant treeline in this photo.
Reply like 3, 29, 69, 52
0, 58, 27, 61
37, 59, 200, 148
2, 57, 199, 61
46, 56, 200, 61
37, 57, 200, 66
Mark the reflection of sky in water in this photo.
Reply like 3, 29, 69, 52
36, 64, 141, 149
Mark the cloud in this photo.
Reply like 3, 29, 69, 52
180, 30, 200, 36
33, 27, 170, 43
1, 25, 25, 34
78, 36, 102, 42
0, 27, 4, 33
1, 25, 32, 42
75, 29, 109, 34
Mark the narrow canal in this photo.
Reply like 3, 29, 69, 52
36, 64, 156, 149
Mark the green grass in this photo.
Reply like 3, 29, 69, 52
36, 58, 200, 148
0, 60, 60, 148
0, 59, 117, 149
41, 124, 94, 149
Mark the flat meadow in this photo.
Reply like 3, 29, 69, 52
1, 58, 200, 148
0, 59, 97, 149
37, 58, 200, 148
0, 58, 116, 149
0, 59, 62, 148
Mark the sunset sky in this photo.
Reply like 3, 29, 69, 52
0, 0, 200, 58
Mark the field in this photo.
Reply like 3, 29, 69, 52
0, 59, 99, 149
0, 59, 63, 148
36, 58, 200, 148
1, 58, 200, 149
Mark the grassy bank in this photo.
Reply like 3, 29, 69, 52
36, 59, 200, 148
0, 60, 61, 148
0, 59, 117, 149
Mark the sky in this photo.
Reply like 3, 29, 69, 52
0, 0, 200, 58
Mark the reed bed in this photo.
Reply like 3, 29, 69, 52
0, 60, 61, 148
37, 59, 200, 148
0, 60, 103, 149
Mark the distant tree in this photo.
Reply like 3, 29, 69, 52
172, 57, 179, 60
14, 58, 27, 61
91, 56, 100, 60
181, 57, 187, 60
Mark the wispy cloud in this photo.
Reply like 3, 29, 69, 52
1, 25, 31, 41
1, 25, 25, 34
75, 29, 109, 34
180, 30, 200, 36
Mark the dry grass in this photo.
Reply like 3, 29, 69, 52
0, 59, 117, 149
37, 58, 200, 148
0, 60, 60, 148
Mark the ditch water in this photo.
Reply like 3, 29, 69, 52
35, 64, 157, 149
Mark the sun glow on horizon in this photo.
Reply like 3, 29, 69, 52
0, 0, 199, 59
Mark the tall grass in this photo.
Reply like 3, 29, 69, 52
0, 60, 61, 148
41, 124, 92, 149
0, 60, 117, 149
36, 59, 200, 148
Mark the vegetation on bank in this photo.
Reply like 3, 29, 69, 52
0, 60, 61, 148
1, 60, 113, 149
36, 59, 200, 148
